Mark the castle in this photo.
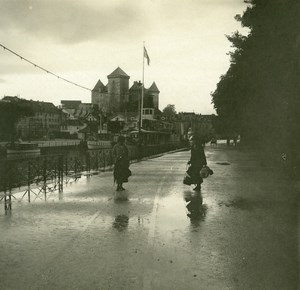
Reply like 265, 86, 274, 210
91, 67, 160, 116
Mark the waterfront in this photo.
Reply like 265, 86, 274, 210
0, 142, 185, 214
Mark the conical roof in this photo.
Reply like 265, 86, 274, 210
92, 80, 106, 91
129, 81, 142, 91
107, 67, 130, 79
148, 82, 160, 92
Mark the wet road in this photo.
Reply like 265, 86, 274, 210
0, 147, 298, 290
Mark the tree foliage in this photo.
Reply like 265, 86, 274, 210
0, 101, 34, 141
211, 0, 299, 158
162, 104, 176, 120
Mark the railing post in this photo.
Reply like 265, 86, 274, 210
27, 161, 31, 203
58, 155, 64, 199
4, 188, 12, 215
75, 159, 78, 174
86, 152, 91, 173
54, 157, 57, 182
43, 157, 47, 200
65, 158, 68, 177
95, 152, 99, 171
103, 151, 106, 172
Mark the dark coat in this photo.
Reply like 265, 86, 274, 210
112, 143, 131, 184
187, 145, 207, 184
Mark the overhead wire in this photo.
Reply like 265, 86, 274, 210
0, 43, 92, 92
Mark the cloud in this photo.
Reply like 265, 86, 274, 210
0, 0, 146, 44
0, 0, 246, 114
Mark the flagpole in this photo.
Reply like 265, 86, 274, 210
141, 42, 145, 128
138, 42, 145, 159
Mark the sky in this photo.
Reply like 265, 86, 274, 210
0, 0, 248, 114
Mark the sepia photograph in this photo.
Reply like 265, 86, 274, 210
0, 0, 298, 289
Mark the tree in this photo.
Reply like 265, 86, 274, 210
211, 0, 299, 158
0, 100, 34, 142
162, 104, 176, 120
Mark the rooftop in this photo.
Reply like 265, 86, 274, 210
107, 67, 130, 79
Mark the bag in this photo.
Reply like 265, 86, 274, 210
200, 166, 214, 179
122, 168, 132, 183
183, 163, 193, 185
183, 172, 192, 185
200, 167, 210, 178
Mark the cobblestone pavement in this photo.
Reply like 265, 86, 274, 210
0, 146, 298, 290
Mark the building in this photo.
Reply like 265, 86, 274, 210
90, 68, 184, 144
2, 96, 64, 140
91, 67, 187, 145
60, 119, 86, 137
60, 100, 105, 135
61, 100, 82, 110
91, 67, 160, 118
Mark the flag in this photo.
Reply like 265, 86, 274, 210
144, 46, 150, 65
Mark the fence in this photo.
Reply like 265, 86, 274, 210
0, 142, 185, 215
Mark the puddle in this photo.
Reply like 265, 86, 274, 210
216, 162, 231, 165
112, 214, 129, 231
218, 198, 255, 211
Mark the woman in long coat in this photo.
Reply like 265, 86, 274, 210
187, 136, 207, 191
112, 135, 131, 191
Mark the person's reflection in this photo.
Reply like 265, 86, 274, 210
114, 190, 129, 202
184, 191, 207, 222
113, 214, 129, 231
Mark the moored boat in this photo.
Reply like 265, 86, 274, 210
87, 140, 112, 150
6, 142, 41, 155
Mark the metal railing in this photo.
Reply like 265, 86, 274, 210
0, 154, 85, 215
37, 140, 81, 147
0, 142, 185, 215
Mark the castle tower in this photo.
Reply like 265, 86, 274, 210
147, 82, 160, 110
128, 81, 141, 111
91, 80, 108, 112
107, 67, 130, 112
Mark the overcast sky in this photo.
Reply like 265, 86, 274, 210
0, 0, 247, 114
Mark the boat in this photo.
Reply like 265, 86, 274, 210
6, 142, 41, 156
87, 140, 112, 150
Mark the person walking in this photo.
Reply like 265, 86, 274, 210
112, 135, 131, 191
187, 135, 207, 191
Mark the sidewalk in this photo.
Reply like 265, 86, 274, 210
0, 146, 298, 290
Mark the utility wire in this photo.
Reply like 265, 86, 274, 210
0, 43, 92, 91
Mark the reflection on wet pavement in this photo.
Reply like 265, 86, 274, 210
114, 191, 129, 202
218, 198, 256, 211
216, 162, 230, 165
184, 191, 208, 225
113, 214, 129, 231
